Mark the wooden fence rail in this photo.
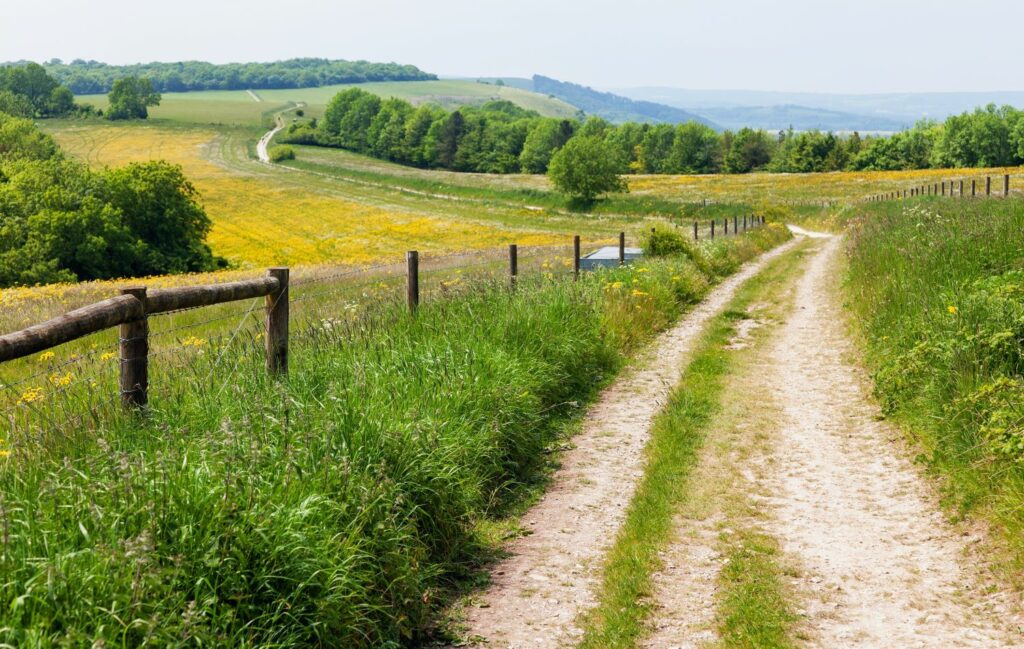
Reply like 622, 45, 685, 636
3, 220, 770, 416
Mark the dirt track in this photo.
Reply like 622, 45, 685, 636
754, 235, 1022, 647
462, 231, 1024, 648
455, 241, 798, 648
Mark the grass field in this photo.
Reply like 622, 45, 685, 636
75, 79, 580, 126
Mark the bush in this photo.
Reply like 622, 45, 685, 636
268, 145, 296, 162
642, 225, 694, 257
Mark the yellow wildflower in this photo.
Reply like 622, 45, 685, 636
181, 336, 207, 348
631, 290, 648, 297
18, 387, 43, 404
947, 305, 957, 314
100, 352, 116, 362
48, 372, 74, 388
38, 351, 55, 362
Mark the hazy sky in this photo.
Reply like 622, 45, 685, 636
4, 0, 1022, 93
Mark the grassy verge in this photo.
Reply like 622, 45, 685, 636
0, 227, 790, 646
578, 237, 802, 649
844, 197, 1024, 577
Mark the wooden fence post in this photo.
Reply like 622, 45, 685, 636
986, 176, 991, 196
959, 180, 964, 197
941, 181, 945, 196
406, 251, 419, 313
724, 218, 729, 235
573, 236, 581, 280
1005, 174, 1010, 196
733, 215, 738, 233
618, 232, 625, 266
119, 287, 148, 409
710, 220, 715, 239
972, 179, 976, 197
265, 267, 289, 377
508, 244, 517, 288
693, 220, 698, 240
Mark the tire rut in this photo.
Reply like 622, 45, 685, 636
454, 240, 799, 649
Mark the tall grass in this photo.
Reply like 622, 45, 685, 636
0, 226, 790, 646
845, 197, 1024, 571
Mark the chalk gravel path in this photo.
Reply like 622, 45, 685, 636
256, 103, 304, 163
642, 232, 1023, 648
457, 240, 799, 648
754, 234, 1023, 647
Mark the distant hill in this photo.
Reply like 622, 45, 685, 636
696, 104, 908, 133
16, 58, 437, 95
527, 75, 719, 128
609, 87, 1024, 127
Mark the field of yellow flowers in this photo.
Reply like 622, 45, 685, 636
627, 166, 1024, 204
46, 122, 566, 268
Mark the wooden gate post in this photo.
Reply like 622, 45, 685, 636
406, 251, 419, 313
119, 287, 148, 409
618, 232, 625, 266
508, 244, 518, 288
266, 267, 289, 377
573, 236, 581, 280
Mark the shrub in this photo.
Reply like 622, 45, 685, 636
642, 225, 694, 257
268, 144, 296, 162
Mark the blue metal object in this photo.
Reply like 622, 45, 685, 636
579, 246, 644, 271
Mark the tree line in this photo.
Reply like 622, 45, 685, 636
25, 58, 436, 95
281, 87, 1024, 176
0, 63, 162, 122
0, 112, 223, 288
0, 63, 77, 118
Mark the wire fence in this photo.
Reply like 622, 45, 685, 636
0, 223, 776, 437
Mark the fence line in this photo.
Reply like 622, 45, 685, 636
1, 218, 771, 420
861, 173, 1016, 204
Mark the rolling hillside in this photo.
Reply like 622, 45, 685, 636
528, 75, 718, 127
75, 79, 581, 125
611, 86, 1024, 129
